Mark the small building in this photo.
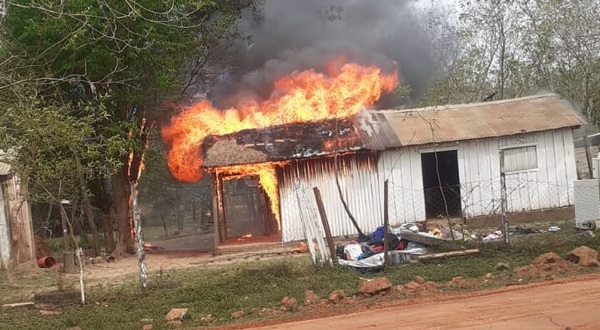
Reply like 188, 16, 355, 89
202, 94, 584, 245
0, 158, 36, 270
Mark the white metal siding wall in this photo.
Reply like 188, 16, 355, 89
278, 128, 578, 242
377, 147, 426, 224
458, 128, 577, 217
279, 155, 383, 242
458, 138, 502, 217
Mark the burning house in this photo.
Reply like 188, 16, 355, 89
200, 94, 584, 245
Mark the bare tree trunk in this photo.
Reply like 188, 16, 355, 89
58, 182, 69, 252
79, 172, 100, 256
499, 19, 506, 99
99, 177, 116, 253
175, 185, 184, 231
161, 213, 169, 238
112, 170, 135, 257
192, 198, 196, 223
101, 211, 116, 253
43, 203, 53, 239
70, 200, 89, 248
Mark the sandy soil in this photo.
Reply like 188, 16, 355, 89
80, 234, 302, 285
248, 275, 600, 330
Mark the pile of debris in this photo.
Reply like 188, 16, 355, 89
336, 223, 476, 270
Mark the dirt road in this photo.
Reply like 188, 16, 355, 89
250, 275, 600, 330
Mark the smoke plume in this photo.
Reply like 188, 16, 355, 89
209, 0, 435, 108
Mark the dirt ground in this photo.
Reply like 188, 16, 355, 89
81, 233, 302, 285
247, 274, 600, 330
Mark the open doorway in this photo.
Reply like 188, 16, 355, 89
220, 177, 280, 245
421, 150, 461, 218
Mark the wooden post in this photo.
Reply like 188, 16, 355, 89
312, 187, 337, 265
584, 134, 594, 178
383, 180, 390, 267
499, 150, 510, 244
212, 173, 221, 256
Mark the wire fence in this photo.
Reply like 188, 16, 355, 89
384, 176, 574, 226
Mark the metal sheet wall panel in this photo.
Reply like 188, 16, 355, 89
378, 148, 426, 224
574, 179, 600, 227
457, 128, 576, 217
279, 154, 383, 242
279, 127, 579, 242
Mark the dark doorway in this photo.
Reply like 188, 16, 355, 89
220, 177, 280, 245
421, 150, 462, 218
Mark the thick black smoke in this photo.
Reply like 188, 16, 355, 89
208, 0, 435, 108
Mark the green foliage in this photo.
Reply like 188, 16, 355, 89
0, 0, 257, 242
0, 88, 126, 202
418, 0, 600, 122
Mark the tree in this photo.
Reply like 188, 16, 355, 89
0, 86, 125, 256
0, 0, 258, 256
418, 0, 600, 123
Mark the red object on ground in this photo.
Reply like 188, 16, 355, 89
37, 256, 57, 268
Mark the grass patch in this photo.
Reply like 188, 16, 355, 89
1, 224, 599, 330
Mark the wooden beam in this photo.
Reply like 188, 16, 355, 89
312, 187, 337, 265
417, 249, 480, 261
212, 173, 221, 256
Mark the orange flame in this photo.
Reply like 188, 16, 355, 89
162, 58, 399, 227
218, 163, 282, 229
162, 59, 398, 182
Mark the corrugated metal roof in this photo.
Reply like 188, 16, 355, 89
362, 94, 585, 148
202, 94, 585, 167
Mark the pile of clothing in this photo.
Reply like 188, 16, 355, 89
337, 223, 429, 270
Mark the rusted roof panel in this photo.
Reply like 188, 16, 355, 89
373, 94, 584, 147
202, 118, 363, 168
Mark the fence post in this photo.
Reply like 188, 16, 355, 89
313, 187, 337, 266
499, 150, 510, 244
383, 180, 390, 267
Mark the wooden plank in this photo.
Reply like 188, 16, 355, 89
584, 134, 594, 178
312, 187, 337, 266
2, 302, 35, 308
564, 129, 577, 203
212, 173, 222, 256
398, 231, 451, 247
553, 130, 568, 206
417, 249, 480, 260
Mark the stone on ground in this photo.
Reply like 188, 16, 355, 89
566, 246, 600, 267
357, 277, 392, 295
328, 290, 346, 304
495, 262, 510, 271
533, 252, 562, 265
231, 310, 245, 318
165, 308, 188, 321
304, 290, 321, 306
